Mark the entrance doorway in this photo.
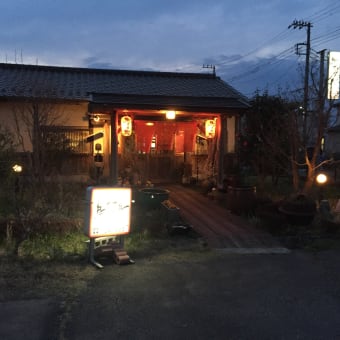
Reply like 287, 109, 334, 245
119, 120, 198, 184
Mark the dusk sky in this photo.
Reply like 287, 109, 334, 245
1, 0, 340, 96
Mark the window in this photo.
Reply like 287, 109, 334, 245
41, 126, 91, 154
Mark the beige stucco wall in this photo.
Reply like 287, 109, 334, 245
0, 100, 89, 152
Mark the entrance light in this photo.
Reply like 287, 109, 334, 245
166, 111, 176, 119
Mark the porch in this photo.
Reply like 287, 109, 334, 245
160, 184, 288, 252
117, 117, 240, 185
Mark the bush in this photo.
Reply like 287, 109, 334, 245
0, 180, 88, 256
18, 231, 88, 261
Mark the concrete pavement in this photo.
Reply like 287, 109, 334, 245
1, 248, 340, 339
64, 249, 340, 340
0, 298, 59, 340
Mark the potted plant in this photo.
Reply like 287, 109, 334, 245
225, 168, 256, 215
279, 193, 317, 226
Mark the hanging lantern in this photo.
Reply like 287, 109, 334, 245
121, 116, 132, 136
205, 119, 216, 138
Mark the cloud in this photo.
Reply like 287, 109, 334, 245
0, 0, 338, 96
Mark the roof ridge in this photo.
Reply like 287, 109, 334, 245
0, 62, 217, 79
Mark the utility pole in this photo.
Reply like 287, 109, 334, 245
317, 49, 327, 155
289, 20, 312, 142
318, 49, 327, 114
202, 64, 216, 76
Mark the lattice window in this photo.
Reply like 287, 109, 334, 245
41, 126, 90, 154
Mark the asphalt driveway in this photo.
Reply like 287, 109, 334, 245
64, 249, 340, 340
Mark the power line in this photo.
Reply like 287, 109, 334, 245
306, 1, 340, 24
230, 52, 301, 97
218, 29, 292, 67
226, 46, 295, 82
217, 1, 340, 95
228, 1, 340, 66
312, 26, 340, 49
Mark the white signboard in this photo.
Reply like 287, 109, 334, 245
84, 187, 131, 238
327, 51, 340, 100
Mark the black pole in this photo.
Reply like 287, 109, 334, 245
318, 49, 326, 114
110, 111, 118, 185
289, 20, 313, 143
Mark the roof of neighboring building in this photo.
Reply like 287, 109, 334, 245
0, 63, 249, 112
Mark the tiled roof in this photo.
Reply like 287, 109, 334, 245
0, 63, 249, 111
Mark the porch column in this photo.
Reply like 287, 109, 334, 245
103, 121, 110, 178
217, 115, 227, 189
110, 111, 118, 184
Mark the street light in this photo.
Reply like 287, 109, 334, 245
316, 173, 327, 185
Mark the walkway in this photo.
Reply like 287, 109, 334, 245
163, 184, 289, 253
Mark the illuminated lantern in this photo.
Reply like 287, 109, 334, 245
121, 116, 132, 136
205, 119, 216, 138
316, 173, 327, 184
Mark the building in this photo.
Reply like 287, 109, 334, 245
0, 63, 249, 187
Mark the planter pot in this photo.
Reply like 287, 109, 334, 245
279, 194, 316, 226
161, 200, 190, 235
226, 185, 256, 215
279, 208, 316, 226
137, 188, 170, 210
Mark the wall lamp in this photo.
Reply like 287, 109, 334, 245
12, 164, 23, 173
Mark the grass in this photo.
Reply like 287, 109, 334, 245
17, 232, 88, 260
0, 255, 97, 301
0, 181, 100, 302
0, 226, 98, 302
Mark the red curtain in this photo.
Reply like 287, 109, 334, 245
134, 120, 196, 153
134, 121, 155, 153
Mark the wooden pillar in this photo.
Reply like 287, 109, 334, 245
110, 111, 118, 184
217, 115, 227, 189
103, 121, 110, 178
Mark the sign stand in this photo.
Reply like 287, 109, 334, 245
87, 236, 134, 269
89, 238, 104, 269
84, 186, 134, 268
